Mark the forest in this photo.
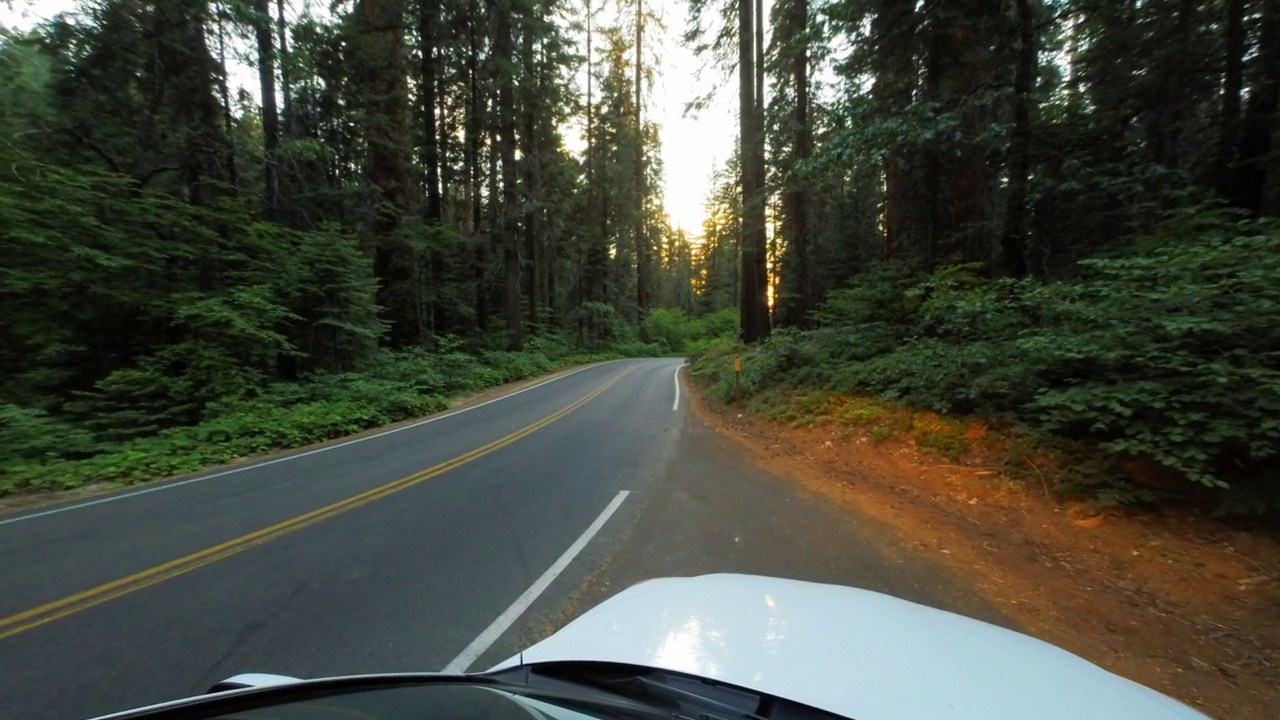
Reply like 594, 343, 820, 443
691, 0, 1280, 514
0, 0, 737, 494
3, 0, 1279, 513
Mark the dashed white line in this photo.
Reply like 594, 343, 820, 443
672, 363, 684, 411
441, 490, 631, 674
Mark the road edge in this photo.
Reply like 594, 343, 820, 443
0, 358, 630, 519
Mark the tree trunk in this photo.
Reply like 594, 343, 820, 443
359, 0, 418, 347
739, 0, 769, 342
1218, 0, 1246, 197
496, 0, 522, 350
538, 40, 554, 324
255, 0, 281, 221
1234, 0, 1280, 214
178, 3, 226, 210
751, 0, 767, 326
1000, 0, 1034, 278
216, 10, 239, 193
780, 0, 811, 326
276, 0, 291, 122
465, 1, 487, 331
872, 0, 916, 261
522, 8, 541, 325
922, 1, 999, 266
420, 0, 442, 226
754, 0, 763, 121
585, 0, 600, 306
419, 0, 444, 333
634, 0, 648, 315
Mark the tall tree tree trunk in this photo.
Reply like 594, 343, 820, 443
488, 122, 500, 319
739, 0, 769, 342
752, 0, 767, 321
359, 0, 418, 347
276, 0, 291, 122
522, 7, 541, 325
779, 0, 811, 326
634, 0, 648, 315
215, 9, 239, 193
872, 0, 916, 261
922, 1, 999, 265
254, 0, 281, 221
1234, 0, 1279, 214
754, 0, 763, 120
496, 0, 522, 350
465, 1, 487, 331
1000, 0, 1034, 278
1219, 0, 1247, 197
584, 0, 606, 307
420, 0, 442, 226
176, 2, 227, 210
419, 0, 445, 332
538, 40, 554, 323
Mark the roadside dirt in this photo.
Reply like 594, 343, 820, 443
687, 383, 1280, 720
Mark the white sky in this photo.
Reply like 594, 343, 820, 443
2, 0, 737, 234
641, 0, 737, 233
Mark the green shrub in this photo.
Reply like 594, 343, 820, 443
1020, 209, 1280, 505
0, 402, 99, 464
689, 208, 1280, 512
642, 308, 739, 355
0, 342, 594, 496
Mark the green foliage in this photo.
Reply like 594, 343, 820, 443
569, 302, 630, 351
643, 308, 739, 355
0, 402, 99, 465
0, 345, 591, 496
691, 210, 1280, 512
1020, 209, 1280, 504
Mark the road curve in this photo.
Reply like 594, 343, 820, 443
0, 358, 685, 720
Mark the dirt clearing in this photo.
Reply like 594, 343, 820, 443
687, 383, 1280, 720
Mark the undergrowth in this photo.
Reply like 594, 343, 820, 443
0, 346, 582, 495
690, 208, 1280, 515
0, 308, 737, 497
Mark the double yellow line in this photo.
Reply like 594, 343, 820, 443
0, 369, 631, 642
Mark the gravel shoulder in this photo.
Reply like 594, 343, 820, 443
685, 382, 1280, 720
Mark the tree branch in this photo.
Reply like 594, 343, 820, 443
59, 126, 124, 176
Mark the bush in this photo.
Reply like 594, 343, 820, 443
0, 341, 595, 496
0, 402, 99, 464
642, 308, 739, 355
690, 208, 1280, 512
1019, 209, 1280, 509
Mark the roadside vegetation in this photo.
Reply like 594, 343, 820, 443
2, 310, 736, 497
679, 0, 1280, 518
692, 209, 1280, 514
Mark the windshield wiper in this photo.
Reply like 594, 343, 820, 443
626, 675, 768, 720
519, 662, 768, 720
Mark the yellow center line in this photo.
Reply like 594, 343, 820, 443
0, 368, 633, 642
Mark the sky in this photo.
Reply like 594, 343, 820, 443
638, 0, 738, 234
1, 0, 738, 235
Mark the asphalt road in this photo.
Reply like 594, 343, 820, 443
0, 358, 998, 720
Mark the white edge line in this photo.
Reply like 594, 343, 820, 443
0, 361, 625, 528
671, 363, 684, 411
441, 489, 631, 674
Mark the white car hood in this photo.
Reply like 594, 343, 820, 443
492, 574, 1208, 720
